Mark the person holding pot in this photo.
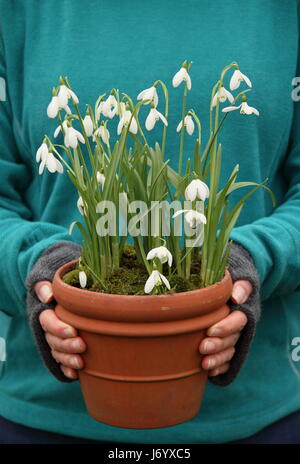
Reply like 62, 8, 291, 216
1, 0, 300, 445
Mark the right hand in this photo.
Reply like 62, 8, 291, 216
35, 281, 86, 379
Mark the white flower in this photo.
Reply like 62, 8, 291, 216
96, 171, 105, 187
176, 115, 194, 135
83, 115, 94, 137
36, 143, 49, 163
137, 86, 158, 107
102, 94, 118, 119
93, 125, 110, 145
185, 179, 210, 202
79, 271, 87, 288
144, 270, 171, 294
222, 101, 259, 116
230, 69, 252, 91
117, 109, 138, 135
145, 107, 168, 131
146, 246, 173, 267
64, 126, 85, 148
57, 84, 79, 107
172, 67, 192, 90
173, 209, 207, 228
38, 150, 63, 175
77, 196, 87, 216
212, 86, 234, 107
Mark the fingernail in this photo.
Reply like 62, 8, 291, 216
208, 326, 222, 337
207, 358, 216, 369
203, 341, 215, 353
38, 285, 53, 304
231, 285, 247, 305
71, 357, 80, 368
64, 327, 76, 337
71, 340, 81, 351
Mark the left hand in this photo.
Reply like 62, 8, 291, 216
199, 280, 252, 377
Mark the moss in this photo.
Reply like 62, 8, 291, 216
62, 245, 204, 295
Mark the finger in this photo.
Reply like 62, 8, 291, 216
51, 350, 84, 370
199, 332, 240, 355
60, 365, 79, 380
208, 363, 230, 377
45, 333, 86, 354
35, 281, 54, 304
202, 346, 235, 371
231, 280, 252, 305
39, 310, 77, 339
207, 310, 247, 337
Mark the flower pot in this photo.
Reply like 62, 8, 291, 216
52, 261, 232, 429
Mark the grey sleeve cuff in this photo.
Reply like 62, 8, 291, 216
209, 242, 261, 387
25, 241, 81, 383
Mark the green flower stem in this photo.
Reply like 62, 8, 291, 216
178, 84, 188, 177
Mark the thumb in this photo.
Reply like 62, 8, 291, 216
34, 281, 54, 304
231, 280, 253, 305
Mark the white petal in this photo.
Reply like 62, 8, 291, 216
83, 116, 94, 136
185, 72, 192, 90
176, 120, 183, 132
146, 249, 157, 261
185, 181, 198, 201
79, 271, 87, 288
224, 88, 234, 103
186, 116, 194, 135
159, 273, 171, 290
229, 70, 240, 91
39, 159, 46, 175
68, 88, 79, 104
55, 159, 64, 174
129, 116, 138, 134
172, 68, 185, 88
58, 86, 69, 108
36, 143, 48, 163
144, 271, 157, 294
46, 153, 58, 173
74, 129, 85, 144
241, 72, 252, 88
54, 125, 61, 138
222, 105, 241, 113
145, 111, 156, 131
211, 93, 219, 108
47, 96, 59, 118
173, 209, 188, 218
117, 118, 124, 135
157, 111, 168, 127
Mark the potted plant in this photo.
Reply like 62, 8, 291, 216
37, 61, 274, 429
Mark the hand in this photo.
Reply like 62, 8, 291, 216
35, 281, 86, 380
199, 280, 252, 377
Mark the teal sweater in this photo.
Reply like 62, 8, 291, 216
1, 0, 300, 444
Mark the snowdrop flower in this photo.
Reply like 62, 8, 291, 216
79, 271, 87, 288
117, 109, 138, 135
102, 93, 118, 119
172, 66, 192, 90
93, 124, 110, 145
57, 84, 79, 107
137, 86, 158, 107
36, 142, 48, 163
77, 196, 87, 216
64, 125, 85, 149
222, 100, 259, 116
147, 246, 173, 267
145, 106, 168, 131
212, 85, 234, 107
185, 179, 209, 202
230, 68, 252, 91
144, 270, 171, 294
96, 171, 105, 188
47, 95, 71, 119
176, 114, 194, 135
38, 150, 63, 175
83, 115, 94, 137
173, 209, 207, 228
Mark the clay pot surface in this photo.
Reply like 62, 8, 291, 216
53, 261, 232, 429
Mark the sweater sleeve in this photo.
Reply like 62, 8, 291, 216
230, 54, 300, 302
0, 26, 75, 316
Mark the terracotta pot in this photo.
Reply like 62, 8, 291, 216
52, 261, 232, 429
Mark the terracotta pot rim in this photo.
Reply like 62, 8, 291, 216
54, 259, 231, 300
